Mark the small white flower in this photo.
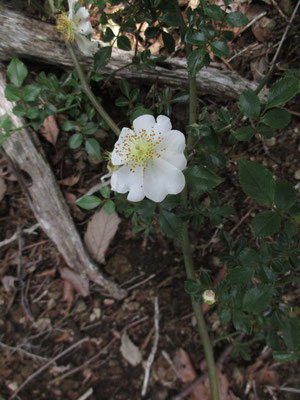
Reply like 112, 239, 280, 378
111, 114, 187, 202
57, 0, 98, 56
202, 290, 216, 305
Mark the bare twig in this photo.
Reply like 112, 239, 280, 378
241, 11, 267, 33
0, 223, 40, 248
267, 386, 300, 394
230, 207, 255, 235
76, 388, 94, 400
126, 274, 156, 291
10, 337, 88, 399
141, 297, 159, 397
0, 341, 49, 362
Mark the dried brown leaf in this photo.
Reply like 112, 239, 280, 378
84, 207, 120, 264
39, 115, 59, 146
59, 173, 80, 186
62, 279, 74, 308
59, 267, 89, 297
120, 331, 142, 366
0, 177, 7, 202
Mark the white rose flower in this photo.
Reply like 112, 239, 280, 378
202, 290, 216, 305
57, 0, 98, 56
111, 114, 187, 202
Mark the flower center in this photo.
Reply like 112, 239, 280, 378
57, 13, 75, 42
115, 128, 164, 172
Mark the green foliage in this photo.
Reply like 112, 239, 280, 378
266, 77, 300, 109
238, 90, 260, 119
7, 58, 28, 87
76, 195, 102, 210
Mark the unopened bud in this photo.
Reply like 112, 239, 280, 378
202, 290, 216, 305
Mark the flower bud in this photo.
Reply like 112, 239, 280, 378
202, 290, 216, 305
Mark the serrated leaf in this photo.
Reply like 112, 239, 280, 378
76, 195, 102, 210
211, 40, 229, 58
225, 11, 248, 27
159, 210, 183, 239
217, 308, 231, 323
204, 5, 223, 20
262, 108, 291, 129
186, 166, 224, 191
227, 267, 254, 285
252, 211, 281, 238
117, 35, 132, 51
160, 11, 185, 27
120, 79, 130, 98
273, 351, 299, 363
232, 310, 252, 334
5, 85, 21, 101
85, 138, 102, 159
84, 207, 120, 263
187, 48, 203, 77
7, 57, 28, 87
0, 114, 12, 131
162, 31, 175, 53
184, 279, 201, 295
238, 90, 260, 119
187, 31, 208, 46
243, 284, 273, 314
22, 85, 41, 102
267, 77, 300, 109
103, 199, 115, 215
115, 97, 129, 107
238, 159, 275, 204
94, 46, 112, 71
275, 179, 297, 210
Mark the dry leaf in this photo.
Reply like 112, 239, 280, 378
59, 173, 80, 186
0, 177, 7, 202
2, 276, 18, 292
84, 207, 120, 264
59, 267, 89, 297
120, 331, 142, 367
62, 280, 74, 307
39, 115, 59, 146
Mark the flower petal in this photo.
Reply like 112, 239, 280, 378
153, 115, 172, 135
74, 7, 93, 35
111, 166, 145, 202
161, 151, 187, 170
74, 33, 98, 56
143, 158, 185, 202
111, 127, 133, 165
133, 115, 155, 133
158, 129, 186, 152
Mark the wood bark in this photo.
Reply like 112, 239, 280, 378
0, 68, 126, 300
0, 4, 265, 100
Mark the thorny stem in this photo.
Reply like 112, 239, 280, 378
181, 71, 219, 399
67, 43, 120, 137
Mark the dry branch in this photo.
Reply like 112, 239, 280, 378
0, 69, 126, 300
0, 4, 264, 100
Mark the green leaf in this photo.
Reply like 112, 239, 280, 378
7, 57, 28, 87
204, 5, 223, 20
22, 85, 41, 102
225, 11, 248, 27
69, 133, 83, 149
76, 195, 102, 210
238, 159, 275, 204
121, 18, 136, 33
12, 105, 26, 117
262, 108, 291, 129
173, 91, 189, 103
252, 211, 281, 238
235, 126, 255, 141
120, 79, 130, 98
102, 27, 115, 42
160, 11, 185, 27
227, 267, 254, 285
85, 138, 102, 159
232, 310, 252, 334
145, 27, 160, 39
187, 31, 208, 46
115, 97, 130, 107
217, 308, 231, 323
159, 210, 183, 239
187, 48, 203, 77
243, 284, 273, 314
239, 248, 259, 268
273, 351, 299, 363
100, 185, 111, 199
258, 123, 275, 138
184, 279, 201, 295
130, 88, 140, 103
136, 199, 156, 218
82, 122, 98, 135
211, 40, 229, 58
0, 114, 12, 131
5, 85, 21, 101
103, 199, 115, 214
267, 77, 300, 109
130, 107, 152, 124
275, 179, 297, 210
94, 46, 112, 71
162, 31, 175, 53
221, 30, 235, 41
238, 90, 261, 119
186, 166, 224, 191
282, 318, 300, 351
26, 107, 39, 119
290, 203, 300, 223
117, 35, 131, 51
62, 120, 76, 131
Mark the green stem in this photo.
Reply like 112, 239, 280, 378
67, 43, 120, 137
181, 74, 219, 400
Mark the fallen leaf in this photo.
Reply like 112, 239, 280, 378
62, 280, 74, 308
2, 276, 18, 292
120, 331, 142, 367
39, 115, 59, 146
0, 177, 7, 202
35, 268, 56, 278
59, 173, 80, 186
59, 267, 89, 297
84, 207, 120, 264
175, 348, 197, 383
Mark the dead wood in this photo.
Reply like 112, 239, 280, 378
0, 68, 126, 300
0, 4, 263, 100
